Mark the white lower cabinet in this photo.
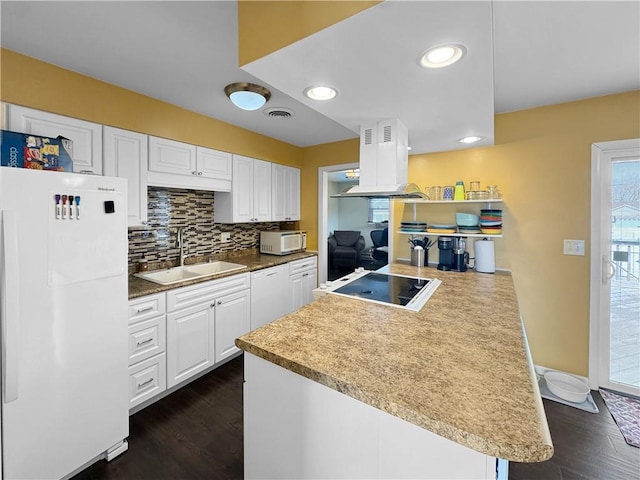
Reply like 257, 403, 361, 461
165, 273, 250, 389
127, 260, 319, 410
129, 353, 167, 409
215, 289, 251, 363
290, 257, 318, 311
128, 293, 167, 409
166, 302, 215, 388
250, 264, 290, 330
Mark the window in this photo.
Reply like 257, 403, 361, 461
368, 198, 389, 224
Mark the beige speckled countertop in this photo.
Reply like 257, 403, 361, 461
236, 263, 553, 463
128, 249, 317, 299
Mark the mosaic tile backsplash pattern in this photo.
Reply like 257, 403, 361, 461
128, 187, 279, 271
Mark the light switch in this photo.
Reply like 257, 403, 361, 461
563, 239, 585, 256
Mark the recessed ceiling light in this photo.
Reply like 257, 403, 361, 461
224, 82, 271, 111
304, 86, 338, 101
459, 136, 484, 144
418, 44, 466, 68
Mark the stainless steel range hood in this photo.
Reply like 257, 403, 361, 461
333, 119, 427, 199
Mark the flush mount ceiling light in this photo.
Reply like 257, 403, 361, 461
418, 44, 466, 68
304, 85, 338, 101
224, 82, 271, 111
459, 136, 484, 144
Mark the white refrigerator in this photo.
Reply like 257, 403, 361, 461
0, 168, 129, 480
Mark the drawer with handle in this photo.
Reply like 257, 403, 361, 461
128, 352, 167, 409
289, 256, 317, 276
129, 293, 166, 324
128, 316, 166, 366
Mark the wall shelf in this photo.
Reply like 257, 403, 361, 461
402, 199, 503, 205
397, 231, 503, 239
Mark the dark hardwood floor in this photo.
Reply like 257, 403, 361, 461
509, 391, 639, 480
72, 357, 244, 480
73, 355, 639, 480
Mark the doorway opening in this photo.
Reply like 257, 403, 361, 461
318, 164, 390, 283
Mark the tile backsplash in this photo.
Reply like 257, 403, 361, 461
128, 187, 279, 271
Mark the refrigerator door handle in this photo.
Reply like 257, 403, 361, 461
1, 210, 20, 403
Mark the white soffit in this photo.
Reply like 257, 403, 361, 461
242, 1, 495, 155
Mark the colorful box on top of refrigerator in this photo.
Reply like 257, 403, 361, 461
0, 129, 74, 172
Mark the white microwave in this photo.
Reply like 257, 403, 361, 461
260, 230, 307, 255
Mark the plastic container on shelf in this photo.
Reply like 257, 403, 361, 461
453, 181, 465, 201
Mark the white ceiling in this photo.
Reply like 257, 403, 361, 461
1, 1, 638, 154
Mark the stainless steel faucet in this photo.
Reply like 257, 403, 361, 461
176, 226, 186, 266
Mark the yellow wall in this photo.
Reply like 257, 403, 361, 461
300, 91, 640, 376
3, 47, 638, 377
300, 138, 359, 248
0, 49, 302, 166
238, 1, 379, 66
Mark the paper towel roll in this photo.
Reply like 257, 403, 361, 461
475, 239, 495, 273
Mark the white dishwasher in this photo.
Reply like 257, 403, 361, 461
250, 264, 290, 330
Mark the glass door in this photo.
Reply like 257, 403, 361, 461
591, 140, 640, 397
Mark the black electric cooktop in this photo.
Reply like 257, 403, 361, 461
330, 272, 439, 311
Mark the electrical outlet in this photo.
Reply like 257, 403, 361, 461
563, 239, 585, 256
220, 232, 231, 243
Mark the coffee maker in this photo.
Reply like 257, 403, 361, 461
436, 237, 454, 271
452, 236, 469, 272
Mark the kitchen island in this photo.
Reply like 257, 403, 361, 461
236, 263, 553, 479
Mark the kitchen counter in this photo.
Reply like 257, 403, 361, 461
236, 263, 553, 464
128, 250, 317, 299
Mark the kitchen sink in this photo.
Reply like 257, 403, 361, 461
134, 261, 247, 285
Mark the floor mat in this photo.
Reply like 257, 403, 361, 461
537, 375, 598, 413
600, 388, 640, 448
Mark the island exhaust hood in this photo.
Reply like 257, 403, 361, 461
333, 119, 426, 199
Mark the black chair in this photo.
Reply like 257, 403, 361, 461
328, 230, 366, 270
370, 227, 389, 266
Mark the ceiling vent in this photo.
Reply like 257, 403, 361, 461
264, 107, 294, 119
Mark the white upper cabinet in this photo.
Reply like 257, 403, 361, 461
197, 146, 232, 181
253, 158, 272, 221
103, 126, 149, 227
272, 164, 300, 221
7, 104, 103, 174
215, 155, 271, 223
148, 136, 196, 175
148, 136, 231, 192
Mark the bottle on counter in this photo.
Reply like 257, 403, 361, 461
138, 256, 149, 272
454, 181, 465, 201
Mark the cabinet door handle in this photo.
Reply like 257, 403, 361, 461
217, 300, 222, 305
602, 254, 616, 284
210, 303, 216, 308
266, 272, 277, 277
136, 338, 154, 347
197, 171, 203, 176
135, 305, 154, 314
138, 378, 154, 389
192, 170, 197, 175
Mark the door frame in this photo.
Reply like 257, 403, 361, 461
318, 162, 359, 284
589, 138, 640, 392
